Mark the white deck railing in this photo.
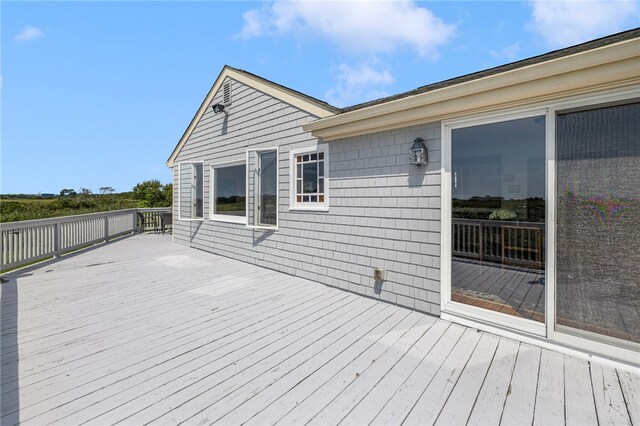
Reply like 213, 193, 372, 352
0, 208, 170, 271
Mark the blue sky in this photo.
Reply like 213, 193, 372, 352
2, 1, 638, 195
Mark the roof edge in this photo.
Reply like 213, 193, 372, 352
304, 31, 640, 140
166, 66, 338, 167
340, 28, 640, 114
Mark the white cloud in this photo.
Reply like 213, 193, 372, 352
489, 42, 522, 62
237, 0, 456, 57
528, 0, 639, 48
325, 62, 394, 107
14, 25, 45, 42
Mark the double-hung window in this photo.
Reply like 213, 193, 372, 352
211, 161, 246, 224
178, 162, 204, 220
289, 146, 329, 210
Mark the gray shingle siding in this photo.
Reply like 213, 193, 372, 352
172, 77, 442, 315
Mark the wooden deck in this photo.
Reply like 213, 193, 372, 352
1, 235, 638, 425
452, 258, 545, 322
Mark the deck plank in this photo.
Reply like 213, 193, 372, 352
533, 349, 565, 426
563, 355, 598, 426
400, 328, 482, 425
591, 362, 632, 425
6, 280, 334, 422
211, 303, 395, 426
618, 370, 640, 425
1, 235, 636, 426
500, 343, 541, 426
339, 322, 455, 426
2, 273, 306, 385
43, 293, 359, 425
244, 309, 411, 426
273, 312, 423, 425
433, 333, 500, 425
307, 317, 445, 425
1, 277, 311, 400
133, 296, 377, 426
467, 338, 520, 425
369, 324, 467, 426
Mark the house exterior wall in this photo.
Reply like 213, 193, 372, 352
172, 77, 443, 315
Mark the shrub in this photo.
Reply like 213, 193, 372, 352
489, 209, 517, 221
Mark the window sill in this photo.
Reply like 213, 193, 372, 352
288, 206, 329, 212
210, 214, 247, 225
248, 225, 279, 231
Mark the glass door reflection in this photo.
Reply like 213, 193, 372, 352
451, 116, 546, 323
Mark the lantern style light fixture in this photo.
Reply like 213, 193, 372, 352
409, 137, 428, 166
211, 103, 226, 114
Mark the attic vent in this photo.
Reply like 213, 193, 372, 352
223, 82, 231, 105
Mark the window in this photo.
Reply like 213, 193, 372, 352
290, 146, 329, 210
211, 161, 246, 223
178, 162, 204, 220
247, 148, 278, 229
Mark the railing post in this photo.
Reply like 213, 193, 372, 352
133, 211, 138, 233
478, 221, 484, 262
104, 216, 110, 243
54, 221, 61, 258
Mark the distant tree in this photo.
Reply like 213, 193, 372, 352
60, 188, 77, 197
79, 187, 92, 195
163, 183, 173, 206
132, 180, 172, 207
99, 186, 115, 195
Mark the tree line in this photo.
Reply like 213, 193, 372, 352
1, 180, 172, 223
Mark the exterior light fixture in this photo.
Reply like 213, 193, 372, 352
409, 137, 428, 166
212, 103, 226, 114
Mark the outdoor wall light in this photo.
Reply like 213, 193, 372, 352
211, 103, 226, 114
409, 137, 428, 166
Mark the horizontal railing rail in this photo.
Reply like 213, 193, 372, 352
452, 218, 545, 269
1, 208, 171, 271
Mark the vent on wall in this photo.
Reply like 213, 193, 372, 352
223, 82, 231, 105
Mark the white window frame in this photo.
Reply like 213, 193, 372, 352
246, 147, 279, 230
439, 85, 640, 366
289, 145, 329, 212
177, 161, 205, 221
440, 107, 549, 338
210, 159, 247, 225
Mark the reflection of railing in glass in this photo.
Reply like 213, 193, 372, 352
259, 195, 277, 226
452, 218, 544, 269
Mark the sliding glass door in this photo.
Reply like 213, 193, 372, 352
444, 95, 639, 361
448, 114, 547, 328
555, 102, 640, 347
